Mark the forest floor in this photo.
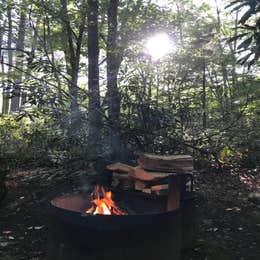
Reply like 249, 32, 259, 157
0, 164, 259, 260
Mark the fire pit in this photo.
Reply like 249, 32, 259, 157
47, 173, 197, 260
47, 155, 198, 260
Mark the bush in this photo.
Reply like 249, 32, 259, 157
0, 115, 62, 165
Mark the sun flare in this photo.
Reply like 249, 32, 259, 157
145, 33, 172, 61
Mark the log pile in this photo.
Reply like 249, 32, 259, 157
107, 154, 193, 196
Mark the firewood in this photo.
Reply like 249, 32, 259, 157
106, 163, 135, 174
129, 167, 175, 182
130, 166, 156, 181
112, 172, 134, 191
112, 172, 130, 180
148, 172, 174, 178
151, 184, 169, 191
154, 189, 168, 196
111, 178, 120, 188
134, 180, 146, 191
142, 188, 152, 194
118, 180, 134, 191
151, 184, 169, 196
138, 154, 194, 172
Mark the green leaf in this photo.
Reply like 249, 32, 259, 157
239, 9, 255, 24
237, 36, 253, 50
237, 52, 252, 64
231, 2, 250, 12
225, 0, 244, 9
228, 32, 249, 43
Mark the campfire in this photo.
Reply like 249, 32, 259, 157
83, 154, 194, 215
48, 153, 197, 260
86, 185, 127, 215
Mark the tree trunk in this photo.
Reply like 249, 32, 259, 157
215, 0, 229, 117
47, 17, 62, 100
61, 0, 78, 112
202, 59, 207, 129
60, 0, 86, 132
2, 6, 13, 114
88, 0, 101, 151
10, 7, 26, 113
0, 19, 6, 114
107, 0, 120, 123
230, 11, 239, 111
107, 0, 123, 159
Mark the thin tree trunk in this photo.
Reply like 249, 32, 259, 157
0, 19, 6, 114
215, 0, 229, 117
156, 65, 159, 108
10, 7, 26, 112
60, 0, 86, 132
2, 7, 13, 114
176, 4, 183, 45
60, 0, 78, 112
21, 29, 36, 106
202, 59, 207, 129
88, 0, 101, 150
46, 17, 61, 100
230, 11, 239, 111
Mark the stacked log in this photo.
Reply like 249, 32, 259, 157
107, 154, 193, 196
138, 154, 193, 172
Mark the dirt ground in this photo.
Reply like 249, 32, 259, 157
0, 165, 259, 260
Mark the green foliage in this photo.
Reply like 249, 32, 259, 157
0, 0, 259, 170
0, 115, 60, 165
227, 0, 260, 65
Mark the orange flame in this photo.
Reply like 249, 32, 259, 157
86, 186, 127, 215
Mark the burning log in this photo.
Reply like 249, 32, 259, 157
138, 154, 194, 172
86, 185, 127, 215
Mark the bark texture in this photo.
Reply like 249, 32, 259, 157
2, 7, 13, 114
107, 0, 125, 160
87, 0, 101, 150
10, 7, 26, 112
60, 0, 87, 132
